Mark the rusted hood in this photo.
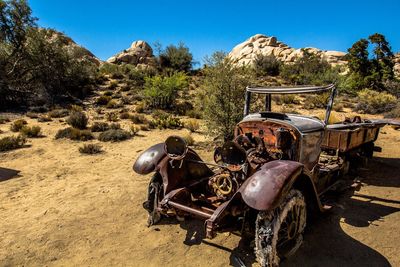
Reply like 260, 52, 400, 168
239, 160, 303, 211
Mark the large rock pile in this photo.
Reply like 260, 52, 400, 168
229, 34, 347, 67
394, 53, 400, 78
107, 40, 156, 68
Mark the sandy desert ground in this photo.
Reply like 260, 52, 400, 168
0, 114, 399, 267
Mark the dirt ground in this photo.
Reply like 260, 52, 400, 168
0, 115, 399, 267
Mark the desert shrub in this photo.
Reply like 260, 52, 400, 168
280, 105, 299, 114
70, 105, 83, 112
150, 114, 182, 129
303, 92, 330, 109
66, 111, 88, 129
103, 91, 113, 97
20, 126, 41, 137
96, 95, 112, 106
37, 115, 52, 122
201, 51, 254, 140
120, 112, 131, 119
184, 119, 200, 132
98, 129, 131, 142
143, 72, 188, 109
26, 112, 39, 119
0, 116, 11, 124
108, 80, 119, 89
121, 96, 132, 105
384, 102, 400, 118
112, 92, 122, 99
0, 135, 26, 152
55, 127, 94, 141
182, 133, 194, 146
355, 89, 397, 114
91, 122, 110, 132
10, 119, 28, 132
79, 144, 103, 154
130, 125, 140, 136
272, 95, 296, 105
99, 63, 124, 79
280, 49, 339, 85
333, 103, 344, 112
174, 101, 194, 115
317, 111, 341, 124
158, 43, 193, 72
130, 114, 147, 124
140, 124, 150, 131
49, 109, 69, 118
135, 102, 146, 113
106, 112, 119, 122
186, 109, 202, 119
110, 123, 121, 130
106, 100, 119, 109
253, 54, 280, 76
29, 106, 49, 113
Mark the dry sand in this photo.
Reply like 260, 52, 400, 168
0, 115, 399, 266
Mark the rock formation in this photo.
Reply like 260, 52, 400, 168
229, 34, 347, 67
107, 40, 157, 68
394, 53, 400, 78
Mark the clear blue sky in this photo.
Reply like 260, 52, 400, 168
29, 0, 400, 64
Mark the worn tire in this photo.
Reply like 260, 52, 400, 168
255, 189, 307, 267
143, 172, 163, 226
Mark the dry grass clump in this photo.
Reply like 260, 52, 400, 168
135, 102, 146, 113
184, 119, 200, 132
355, 89, 397, 114
303, 93, 329, 109
130, 125, 140, 136
10, 119, 27, 132
140, 124, 150, 131
333, 103, 344, 112
20, 126, 42, 138
0, 135, 26, 152
49, 109, 69, 118
106, 112, 119, 122
0, 116, 11, 124
119, 112, 131, 119
182, 133, 194, 146
384, 102, 400, 119
67, 111, 88, 129
37, 115, 52, 122
26, 112, 39, 119
55, 127, 94, 141
96, 95, 112, 106
106, 100, 121, 109
91, 122, 110, 132
272, 95, 298, 105
130, 114, 147, 124
79, 144, 103, 154
98, 129, 131, 142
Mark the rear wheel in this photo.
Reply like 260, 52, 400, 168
143, 173, 163, 226
255, 189, 306, 267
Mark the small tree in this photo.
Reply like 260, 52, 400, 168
253, 53, 280, 76
159, 42, 193, 72
201, 52, 254, 140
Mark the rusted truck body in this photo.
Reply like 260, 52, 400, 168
133, 84, 394, 267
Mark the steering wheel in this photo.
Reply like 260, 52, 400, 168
214, 173, 233, 195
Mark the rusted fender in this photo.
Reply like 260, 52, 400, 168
133, 143, 166, 175
239, 160, 303, 211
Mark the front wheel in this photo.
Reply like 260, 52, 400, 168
255, 189, 307, 267
143, 173, 164, 226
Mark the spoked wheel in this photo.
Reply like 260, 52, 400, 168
255, 189, 307, 267
142, 173, 163, 226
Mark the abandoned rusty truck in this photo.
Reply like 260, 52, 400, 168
133, 84, 393, 267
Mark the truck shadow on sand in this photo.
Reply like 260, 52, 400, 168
158, 157, 400, 266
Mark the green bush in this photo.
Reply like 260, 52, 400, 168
49, 109, 69, 118
0, 135, 26, 152
355, 89, 397, 114
253, 54, 280, 76
55, 127, 94, 141
79, 144, 103, 154
143, 72, 188, 109
303, 92, 330, 109
99, 63, 124, 79
98, 129, 131, 142
66, 111, 88, 129
150, 114, 182, 129
91, 122, 110, 132
10, 119, 28, 132
20, 126, 42, 137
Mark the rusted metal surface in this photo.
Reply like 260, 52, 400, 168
133, 143, 165, 175
239, 160, 303, 211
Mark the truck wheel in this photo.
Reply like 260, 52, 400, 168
143, 173, 163, 226
255, 189, 306, 267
